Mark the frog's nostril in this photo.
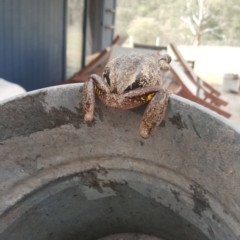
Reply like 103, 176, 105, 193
167, 55, 172, 64
160, 55, 171, 64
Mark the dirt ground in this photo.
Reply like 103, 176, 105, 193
214, 85, 240, 129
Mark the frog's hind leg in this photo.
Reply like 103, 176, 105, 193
83, 77, 95, 122
83, 74, 110, 122
90, 74, 110, 94
140, 89, 171, 139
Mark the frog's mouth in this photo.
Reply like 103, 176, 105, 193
95, 84, 155, 104
133, 92, 155, 103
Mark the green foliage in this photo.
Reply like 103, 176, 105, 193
127, 17, 162, 45
115, 0, 240, 46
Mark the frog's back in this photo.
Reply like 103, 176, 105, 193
103, 52, 162, 94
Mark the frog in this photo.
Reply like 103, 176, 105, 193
82, 52, 172, 139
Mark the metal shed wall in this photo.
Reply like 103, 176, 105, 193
0, 0, 66, 91
88, 0, 116, 54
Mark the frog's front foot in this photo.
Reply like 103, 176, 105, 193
83, 74, 110, 122
140, 89, 170, 138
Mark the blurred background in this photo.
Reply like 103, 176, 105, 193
115, 0, 240, 85
0, 0, 239, 126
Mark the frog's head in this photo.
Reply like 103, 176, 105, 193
159, 54, 171, 72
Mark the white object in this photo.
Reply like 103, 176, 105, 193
129, 35, 133, 47
222, 74, 240, 93
155, 36, 160, 46
0, 78, 26, 101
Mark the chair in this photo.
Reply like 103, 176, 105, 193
170, 59, 231, 118
133, 43, 167, 51
169, 43, 227, 107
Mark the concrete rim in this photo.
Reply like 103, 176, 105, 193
0, 84, 239, 240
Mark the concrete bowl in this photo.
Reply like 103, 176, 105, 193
0, 84, 239, 240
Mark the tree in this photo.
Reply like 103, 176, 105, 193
115, 0, 184, 45
218, 0, 240, 46
180, 0, 223, 45
115, 0, 240, 46
127, 17, 162, 45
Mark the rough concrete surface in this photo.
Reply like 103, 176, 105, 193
98, 233, 165, 239
0, 84, 239, 240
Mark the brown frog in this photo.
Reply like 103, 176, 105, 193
82, 52, 171, 138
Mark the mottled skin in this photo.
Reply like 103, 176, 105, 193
83, 52, 171, 138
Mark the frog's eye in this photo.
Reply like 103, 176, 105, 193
124, 78, 148, 93
103, 73, 110, 86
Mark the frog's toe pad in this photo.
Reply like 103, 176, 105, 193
84, 113, 93, 122
140, 127, 150, 139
